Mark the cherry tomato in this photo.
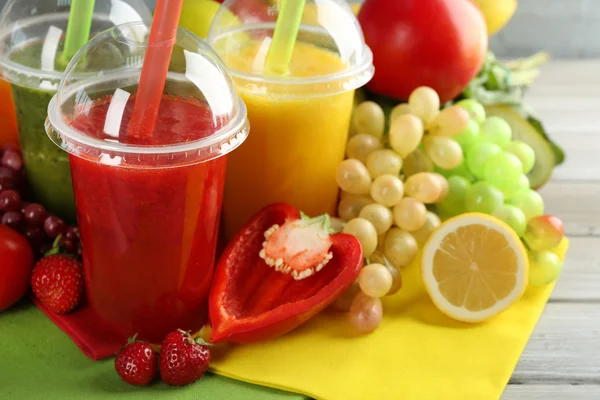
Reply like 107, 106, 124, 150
359, 0, 488, 103
0, 225, 34, 311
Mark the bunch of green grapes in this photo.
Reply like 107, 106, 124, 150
428, 98, 566, 288
334, 86, 474, 333
336, 88, 566, 332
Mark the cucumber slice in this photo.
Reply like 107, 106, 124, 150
485, 105, 556, 189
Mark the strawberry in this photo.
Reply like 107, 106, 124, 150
259, 212, 334, 280
160, 329, 211, 386
31, 254, 84, 314
115, 336, 158, 386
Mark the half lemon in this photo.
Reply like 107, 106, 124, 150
422, 213, 528, 322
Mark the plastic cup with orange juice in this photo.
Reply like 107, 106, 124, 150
208, 0, 374, 239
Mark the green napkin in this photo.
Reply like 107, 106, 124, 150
0, 301, 308, 400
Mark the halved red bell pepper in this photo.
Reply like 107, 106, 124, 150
209, 203, 363, 344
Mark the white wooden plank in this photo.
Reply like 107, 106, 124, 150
539, 182, 600, 236
524, 61, 600, 181
531, 61, 600, 85
502, 384, 600, 400
542, 131, 600, 182
550, 237, 600, 301
511, 303, 600, 383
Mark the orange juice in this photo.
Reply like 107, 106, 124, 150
221, 42, 354, 239
0, 79, 19, 148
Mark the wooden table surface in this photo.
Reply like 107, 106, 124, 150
501, 60, 600, 399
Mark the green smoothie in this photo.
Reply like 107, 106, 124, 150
10, 43, 76, 222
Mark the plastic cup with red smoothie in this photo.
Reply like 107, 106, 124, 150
46, 23, 249, 342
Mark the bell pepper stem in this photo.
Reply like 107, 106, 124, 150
299, 212, 335, 234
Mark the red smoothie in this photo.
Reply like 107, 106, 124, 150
68, 95, 227, 343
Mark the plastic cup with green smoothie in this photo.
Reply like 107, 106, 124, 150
0, 0, 152, 222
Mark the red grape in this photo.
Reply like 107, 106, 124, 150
0, 190, 21, 212
59, 237, 76, 254
0, 180, 14, 193
1, 211, 24, 231
1, 150, 23, 172
20, 201, 30, 214
12, 170, 27, 193
25, 226, 46, 249
65, 226, 80, 241
44, 216, 66, 239
23, 204, 47, 227
0, 166, 14, 183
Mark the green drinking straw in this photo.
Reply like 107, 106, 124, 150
264, 0, 306, 75
61, 0, 96, 63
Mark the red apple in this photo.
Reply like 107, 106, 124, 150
358, 0, 488, 103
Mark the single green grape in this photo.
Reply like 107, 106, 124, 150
523, 215, 565, 251
358, 263, 393, 298
528, 251, 563, 287
344, 218, 378, 258
412, 211, 441, 245
437, 175, 471, 217
466, 142, 502, 179
483, 152, 523, 189
436, 162, 476, 183
492, 180, 520, 200
504, 140, 536, 174
497, 173, 532, 200
423, 136, 463, 170
453, 118, 481, 150
507, 174, 531, 200
492, 205, 527, 237
464, 182, 504, 214
353, 101, 385, 139
403, 148, 434, 176
509, 189, 544, 221
409, 86, 440, 124
481, 116, 512, 146
455, 99, 486, 124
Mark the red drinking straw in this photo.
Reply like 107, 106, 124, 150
127, 0, 184, 139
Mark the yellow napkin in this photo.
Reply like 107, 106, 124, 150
211, 239, 569, 400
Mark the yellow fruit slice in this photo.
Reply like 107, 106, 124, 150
422, 213, 528, 322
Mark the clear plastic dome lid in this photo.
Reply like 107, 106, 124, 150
207, 0, 374, 96
45, 22, 249, 167
0, 0, 152, 89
